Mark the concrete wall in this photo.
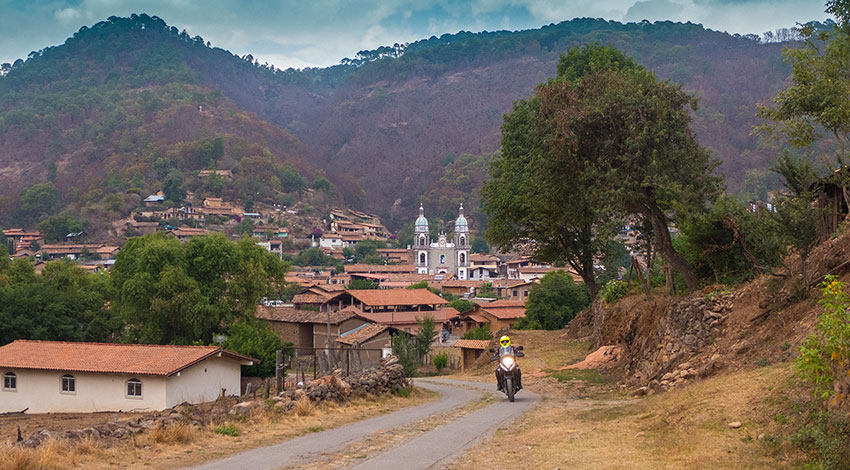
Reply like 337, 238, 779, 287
165, 356, 242, 408
0, 369, 167, 413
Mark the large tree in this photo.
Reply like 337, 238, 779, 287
111, 232, 288, 344
484, 44, 719, 294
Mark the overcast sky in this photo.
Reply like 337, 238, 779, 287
0, 0, 831, 69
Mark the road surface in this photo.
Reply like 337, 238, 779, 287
189, 378, 538, 470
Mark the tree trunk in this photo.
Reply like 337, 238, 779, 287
640, 200, 700, 292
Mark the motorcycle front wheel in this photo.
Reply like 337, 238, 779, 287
505, 376, 515, 402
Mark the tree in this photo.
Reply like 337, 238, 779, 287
471, 238, 490, 254
449, 298, 474, 313
18, 182, 59, 222
477, 282, 499, 299
518, 270, 589, 330
391, 333, 418, 377
161, 171, 186, 203
38, 213, 84, 243
223, 320, 291, 377
756, 3, 850, 207
535, 44, 720, 292
295, 247, 329, 266
111, 232, 288, 344
414, 315, 437, 359
461, 324, 493, 340
348, 279, 379, 290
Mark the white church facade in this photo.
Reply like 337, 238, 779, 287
413, 204, 471, 280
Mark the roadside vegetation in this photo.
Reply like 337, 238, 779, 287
0, 388, 434, 470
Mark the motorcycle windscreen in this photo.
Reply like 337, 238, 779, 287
499, 346, 513, 356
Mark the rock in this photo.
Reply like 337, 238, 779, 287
661, 372, 676, 382
632, 387, 649, 397
757, 433, 766, 441
635, 432, 646, 437
728, 421, 742, 429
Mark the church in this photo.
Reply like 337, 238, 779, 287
413, 204, 470, 280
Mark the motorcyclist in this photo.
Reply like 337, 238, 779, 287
490, 335, 523, 392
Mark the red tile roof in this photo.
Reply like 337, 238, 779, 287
255, 306, 357, 324
335, 323, 389, 346
344, 264, 417, 274
453, 339, 491, 350
0, 340, 256, 376
359, 307, 458, 326
479, 300, 527, 320
348, 288, 448, 307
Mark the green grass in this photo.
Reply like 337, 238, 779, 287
547, 369, 606, 384
307, 426, 324, 433
213, 423, 240, 437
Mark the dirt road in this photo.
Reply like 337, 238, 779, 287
188, 378, 538, 470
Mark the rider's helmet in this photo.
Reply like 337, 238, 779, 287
499, 335, 511, 348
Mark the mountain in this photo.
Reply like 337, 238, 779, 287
0, 14, 796, 232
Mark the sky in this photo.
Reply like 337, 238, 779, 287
0, 0, 832, 70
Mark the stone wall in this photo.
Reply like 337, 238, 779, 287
19, 356, 409, 448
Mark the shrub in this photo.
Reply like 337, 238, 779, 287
391, 333, 418, 377
798, 275, 850, 404
433, 353, 448, 372
602, 279, 629, 303
462, 324, 493, 340
789, 410, 850, 470
523, 271, 589, 330
213, 423, 240, 437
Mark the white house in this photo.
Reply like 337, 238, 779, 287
0, 340, 256, 413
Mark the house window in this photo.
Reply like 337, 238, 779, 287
3, 372, 16, 391
61, 374, 75, 393
513, 289, 518, 297
419, 253, 426, 264
460, 236, 466, 246
127, 378, 142, 397
440, 255, 445, 264
524, 290, 529, 297
459, 253, 466, 264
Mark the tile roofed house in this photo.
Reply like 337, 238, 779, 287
358, 308, 459, 333
40, 244, 120, 260
453, 339, 492, 371
344, 264, 417, 274
255, 305, 368, 350
335, 323, 389, 346
0, 340, 255, 413
476, 299, 527, 330
347, 288, 448, 308
166, 227, 210, 241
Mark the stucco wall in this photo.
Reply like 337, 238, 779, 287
0, 369, 167, 413
165, 356, 242, 408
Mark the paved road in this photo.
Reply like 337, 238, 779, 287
188, 378, 538, 470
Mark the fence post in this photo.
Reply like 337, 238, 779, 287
346, 349, 350, 377
275, 349, 283, 395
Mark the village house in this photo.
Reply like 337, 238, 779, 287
143, 194, 165, 207
124, 219, 160, 236
517, 266, 583, 283
255, 304, 369, 351
344, 264, 417, 275
166, 227, 210, 242
440, 279, 487, 298
376, 248, 411, 264
453, 339, 490, 372
453, 299, 527, 334
3, 229, 43, 251
345, 289, 458, 333
251, 225, 288, 239
0, 340, 256, 413
40, 244, 120, 261
335, 323, 402, 362
469, 253, 500, 280
493, 279, 535, 301
197, 169, 233, 181
257, 239, 283, 259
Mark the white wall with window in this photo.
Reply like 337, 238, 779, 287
0, 369, 167, 413
0, 356, 245, 413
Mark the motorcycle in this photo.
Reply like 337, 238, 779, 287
490, 345, 524, 402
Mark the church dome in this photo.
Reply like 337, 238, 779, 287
454, 203, 469, 232
415, 204, 429, 232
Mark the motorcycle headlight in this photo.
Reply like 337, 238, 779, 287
500, 356, 515, 368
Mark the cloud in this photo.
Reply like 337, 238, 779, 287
53, 7, 82, 24
624, 0, 685, 22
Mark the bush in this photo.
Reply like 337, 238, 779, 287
449, 298, 474, 313
223, 320, 292, 377
602, 279, 628, 303
798, 275, 850, 404
433, 353, 448, 372
789, 410, 850, 470
461, 324, 493, 340
213, 423, 240, 437
522, 271, 589, 330
391, 333, 418, 377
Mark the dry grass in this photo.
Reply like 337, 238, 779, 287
452, 362, 802, 469
291, 396, 317, 417
0, 387, 435, 470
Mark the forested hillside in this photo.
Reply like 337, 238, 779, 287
0, 14, 799, 231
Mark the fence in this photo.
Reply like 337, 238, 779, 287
290, 347, 387, 381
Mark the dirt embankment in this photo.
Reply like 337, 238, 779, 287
564, 223, 850, 393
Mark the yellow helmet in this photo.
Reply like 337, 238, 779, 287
499, 335, 511, 347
